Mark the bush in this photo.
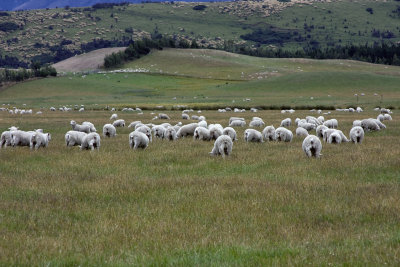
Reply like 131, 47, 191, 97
0, 22, 20, 32
193, 5, 207, 11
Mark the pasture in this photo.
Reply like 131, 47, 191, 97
0, 109, 399, 265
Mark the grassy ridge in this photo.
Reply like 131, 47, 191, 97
0, 109, 399, 265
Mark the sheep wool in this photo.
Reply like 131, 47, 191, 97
80, 133, 101, 150
222, 127, 237, 141
65, 131, 87, 147
302, 135, 322, 158
209, 135, 233, 158
350, 126, 364, 144
275, 127, 293, 142
129, 131, 149, 149
244, 129, 263, 143
103, 124, 117, 138
262, 125, 276, 141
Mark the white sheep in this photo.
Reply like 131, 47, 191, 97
275, 127, 293, 142
191, 115, 199, 120
182, 113, 189, 120
110, 113, 118, 120
209, 125, 223, 140
377, 114, 385, 122
244, 129, 263, 143
317, 116, 325, 124
262, 125, 276, 141
158, 113, 170, 120
113, 119, 125, 127
198, 120, 208, 128
327, 131, 342, 144
0, 126, 18, 148
79, 108, 84, 112
298, 121, 316, 131
103, 124, 117, 138
323, 119, 338, 129
315, 125, 328, 138
152, 125, 166, 139
353, 120, 362, 127
229, 117, 245, 124
383, 114, 392, 121
30, 131, 51, 150
70, 120, 91, 133
176, 123, 198, 138
198, 115, 206, 121
82, 121, 96, 132
164, 127, 177, 141
194, 127, 211, 141
350, 126, 364, 144
129, 131, 149, 149
229, 120, 246, 127
249, 119, 265, 127
80, 133, 101, 150
222, 127, 237, 141
361, 119, 380, 132
322, 129, 349, 143
372, 118, 386, 129
128, 121, 142, 128
209, 135, 233, 158
65, 131, 87, 147
302, 135, 322, 158
280, 118, 292, 127
136, 125, 152, 142
296, 127, 309, 137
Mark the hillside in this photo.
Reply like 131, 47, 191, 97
2, 49, 400, 109
0, 0, 399, 67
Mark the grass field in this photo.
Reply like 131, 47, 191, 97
0, 109, 399, 265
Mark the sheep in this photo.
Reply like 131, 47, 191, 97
209, 135, 233, 158
298, 121, 316, 131
194, 127, 211, 141
30, 131, 51, 150
317, 116, 325, 124
208, 124, 224, 131
302, 135, 322, 158
244, 129, 263, 143
372, 119, 386, 129
229, 117, 245, 124
182, 113, 189, 120
129, 131, 149, 149
350, 126, 364, 144
323, 119, 338, 129
110, 113, 118, 120
113, 119, 125, 127
275, 127, 293, 142
384, 114, 392, 121
316, 125, 328, 138
79, 108, 84, 112
327, 131, 342, 144
377, 114, 385, 122
229, 120, 246, 127
10, 130, 34, 147
70, 120, 91, 133
198, 120, 208, 128
103, 124, 117, 138
322, 129, 349, 143
191, 115, 199, 120
128, 121, 142, 128
249, 119, 265, 127
222, 127, 237, 141
65, 131, 87, 147
0, 126, 18, 148
353, 120, 362, 127
158, 113, 170, 120
361, 119, 380, 132
136, 125, 152, 142
209, 125, 223, 140
82, 121, 96, 132
164, 127, 177, 141
50, 107, 56, 111
198, 115, 206, 121
280, 118, 292, 127
152, 125, 166, 139
380, 108, 391, 114
160, 123, 172, 129
296, 127, 309, 137
134, 123, 146, 130
80, 133, 101, 150
262, 125, 276, 141
176, 123, 198, 138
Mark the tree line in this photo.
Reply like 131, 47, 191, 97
0, 62, 56, 85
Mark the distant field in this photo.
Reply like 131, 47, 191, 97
0, 109, 399, 265
2, 49, 400, 109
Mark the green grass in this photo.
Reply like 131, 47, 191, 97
0, 109, 399, 265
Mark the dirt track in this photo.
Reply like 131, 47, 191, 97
52, 47, 126, 72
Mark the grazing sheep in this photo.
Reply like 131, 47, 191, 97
249, 119, 265, 127
79, 108, 84, 112
327, 131, 342, 144
361, 119, 380, 132
280, 118, 292, 127
128, 121, 142, 128
1, 126, 18, 148
65, 131, 87, 147
209, 135, 233, 158
129, 131, 149, 149
295, 118, 301, 126
82, 121, 96, 132
380, 108, 391, 114
176, 123, 198, 138
198, 120, 208, 128
80, 133, 101, 150
191, 115, 199, 120
194, 127, 211, 141
323, 119, 338, 129
164, 127, 177, 141
302, 135, 322, 158
209, 126, 223, 140
377, 114, 385, 122
298, 121, 316, 131
182, 113, 189, 120
103, 124, 117, 138
110, 113, 118, 120
152, 125, 166, 139
70, 120, 91, 133
275, 127, 293, 142
134, 123, 146, 130
384, 114, 392, 121
113, 119, 125, 127
229, 117, 245, 124
30, 131, 51, 150
353, 120, 362, 127
136, 125, 152, 142
160, 123, 172, 129
350, 126, 364, 144
158, 113, 170, 120
198, 115, 206, 121
317, 116, 325, 124
322, 129, 349, 143
244, 129, 263, 143
316, 125, 328, 138
296, 127, 309, 137
222, 127, 237, 141
372, 119, 386, 129
262, 125, 276, 141
229, 120, 246, 127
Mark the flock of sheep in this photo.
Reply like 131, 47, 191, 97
0, 107, 394, 159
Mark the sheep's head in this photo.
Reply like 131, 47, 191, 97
70, 120, 76, 126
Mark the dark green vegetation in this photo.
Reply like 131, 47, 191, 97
0, 62, 56, 84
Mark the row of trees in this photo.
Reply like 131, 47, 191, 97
0, 63, 56, 85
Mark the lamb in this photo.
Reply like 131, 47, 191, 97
275, 127, 293, 142
296, 127, 309, 137
135, 125, 152, 142
361, 119, 380, 132
80, 133, 101, 150
222, 127, 237, 141
1, 126, 18, 148
152, 125, 166, 139
244, 129, 263, 143
209, 125, 223, 140
82, 121, 96, 132
323, 119, 338, 129
350, 126, 364, 144
249, 119, 265, 127
158, 113, 170, 120
70, 120, 91, 133
280, 118, 292, 127
65, 131, 87, 147
209, 135, 233, 158
129, 131, 149, 149
194, 127, 211, 141
229, 120, 246, 127
113, 119, 125, 127
128, 121, 142, 128
110, 113, 118, 120
315, 125, 328, 138
327, 131, 342, 144
30, 131, 51, 150
262, 125, 276, 141
103, 124, 117, 138
302, 135, 322, 158
176, 123, 198, 138
164, 127, 177, 141
182, 113, 189, 120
